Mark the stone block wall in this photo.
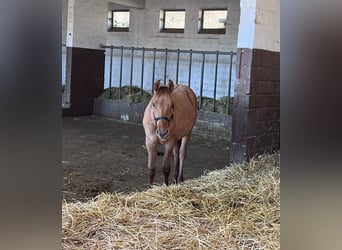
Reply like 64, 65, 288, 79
230, 48, 280, 162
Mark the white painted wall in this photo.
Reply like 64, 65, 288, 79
104, 0, 240, 98
104, 48, 236, 98
62, 0, 68, 85
106, 0, 240, 51
61, 0, 241, 98
62, 0, 68, 44
66, 0, 107, 49
254, 0, 280, 52
237, 0, 280, 52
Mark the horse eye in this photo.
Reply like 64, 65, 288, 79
152, 103, 156, 108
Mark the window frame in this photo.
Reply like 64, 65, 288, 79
198, 9, 227, 35
159, 9, 186, 33
108, 9, 130, 32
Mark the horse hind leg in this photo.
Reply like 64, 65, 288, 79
172, 139, 182, 184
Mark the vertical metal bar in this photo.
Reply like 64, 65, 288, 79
65, 47, 72, 105
199, 52, 205, 109
119, 46, 123, 99
228, 53, 234, 114
176, 49, 180, 84
213, 52, 219, 112
140, 48, 145, 96
188, 49, 192, 87
152, 48, 156, 92
130, 47, 134, 94
164, 48, 168, 85
109, 46, 113, 99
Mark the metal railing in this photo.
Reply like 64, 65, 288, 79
61, 44, 70, 108
102, 45, 236, 114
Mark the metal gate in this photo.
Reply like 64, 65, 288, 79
101, 45, 236, 114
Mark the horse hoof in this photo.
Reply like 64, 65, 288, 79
148, 183, 155, 188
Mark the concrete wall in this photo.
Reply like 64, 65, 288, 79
62, 0, 68, 44
62, 0, 240, 99
62, 0, 107, 115
66, 0, 107, 49
254, 0, 280, 52
61, 0, 240, 51
62, 0, 68, 85
237, 0, 280, 52
106, 0, 240, 51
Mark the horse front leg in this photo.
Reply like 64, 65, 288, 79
146, 138, 157, 187
177, 136, 190, 184
162, 143, 174, 186
173, 140, 181, 184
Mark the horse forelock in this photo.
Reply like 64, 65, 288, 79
153, 86, 173, 103
155, 85, 171, 95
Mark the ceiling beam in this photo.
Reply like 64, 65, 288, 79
108, 0, 145, 9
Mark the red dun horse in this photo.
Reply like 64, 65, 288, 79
143, 80, 197, 186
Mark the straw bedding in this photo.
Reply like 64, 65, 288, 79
62, 153, 280, 249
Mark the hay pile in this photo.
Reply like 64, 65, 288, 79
99, 86, 152, 104
62, 154, 280, 249
99, 85, 234, 114
198, 96, 234, 114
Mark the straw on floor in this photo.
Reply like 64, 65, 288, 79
62, 153, 280, 249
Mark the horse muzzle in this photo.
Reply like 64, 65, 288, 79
156, 129, 169, 140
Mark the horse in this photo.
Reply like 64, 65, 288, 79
142, 79, 197, 187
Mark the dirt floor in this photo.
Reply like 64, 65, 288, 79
62, 116, 230, 201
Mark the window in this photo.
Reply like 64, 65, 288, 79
159, 10, 185, 33
108, 10, 130, 32
198, 9, 227, 34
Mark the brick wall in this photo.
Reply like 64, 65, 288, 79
230, 48, 280, 162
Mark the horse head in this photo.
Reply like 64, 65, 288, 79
151, 80, 175, 141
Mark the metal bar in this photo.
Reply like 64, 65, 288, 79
188, 49, 192, 87
109, 46, 113, 99
119, 46, 124, 99
176, 49, 180, 84
164, 48, 168, 85
130, 47, 134, 94
152, 48, 156, 92
140, 48, 145, 96
199, 52, 205, 109
228, 54, 234, 114
100, 44, 236, 56
213, 52, 219, 112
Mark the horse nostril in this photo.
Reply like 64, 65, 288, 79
156, 129, 168, 139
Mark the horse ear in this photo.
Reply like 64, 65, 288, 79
154, 80, 161, 92
168, 79, 174, 93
